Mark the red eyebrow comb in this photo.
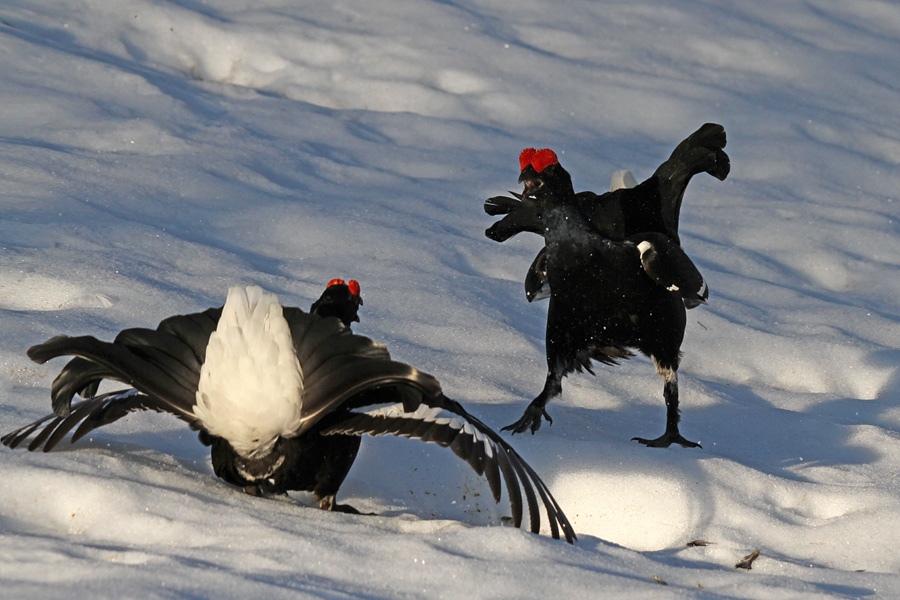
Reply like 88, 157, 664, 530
519, 148, 537, 171
530, 149, 558, 173
519, 148, 558, 173
326, 279, 361, 296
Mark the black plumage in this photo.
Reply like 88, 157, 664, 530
3, 282, 574, 542
497, 145, 714, 449
485, 123, 729, 302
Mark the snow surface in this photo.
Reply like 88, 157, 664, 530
2, 0, 900, 597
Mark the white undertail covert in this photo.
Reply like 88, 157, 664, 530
193, 286, 304, 457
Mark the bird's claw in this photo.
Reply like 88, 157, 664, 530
318, 495, 377, 515
332, 503, 377, 516
502, 405, 552, 435
632, 432, 701, 449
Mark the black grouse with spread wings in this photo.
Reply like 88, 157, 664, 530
3, 281, 574, 542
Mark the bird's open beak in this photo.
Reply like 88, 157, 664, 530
518, 177, 543, 198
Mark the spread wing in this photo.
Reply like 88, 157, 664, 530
485, 124, 727, 305
4, 373, 576, 543
1, 389, 179, 452
650, 122, 730, 242
320, 390, 576, 543
27, 306, 223, 419
484, 192, 543, 242
8, 307, 575, 542
23, 304, 446, 439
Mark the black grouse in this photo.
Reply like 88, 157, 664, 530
498, 148, 711, 448
484, 123, 729, 302
2, 281, 575, 542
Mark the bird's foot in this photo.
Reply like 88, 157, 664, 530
318, 495, 376, 515
331, 503, 377, 516
501, 405, 552, 435
632, 431, 701, 449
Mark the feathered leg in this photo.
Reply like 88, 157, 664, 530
632, 364, 701, 448
310, 434, 366, 514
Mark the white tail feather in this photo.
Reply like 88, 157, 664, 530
193, 286, 303, 457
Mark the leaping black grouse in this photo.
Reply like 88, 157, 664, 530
498, 147, 712, 449
2, 281, 575, 542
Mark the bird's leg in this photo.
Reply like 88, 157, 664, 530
632, 369, 701, 448
502, 371, 562, 435
311, 437, 376, 514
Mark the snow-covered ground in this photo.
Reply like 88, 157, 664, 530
2, 0, 900, 597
